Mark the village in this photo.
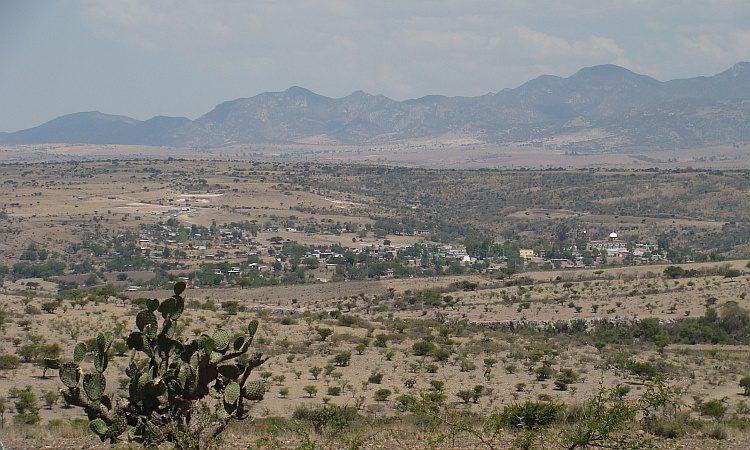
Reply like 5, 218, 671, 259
118, 212, 667, 292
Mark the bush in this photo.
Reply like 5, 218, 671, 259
697, 399, 727, 420
740, 376, 750, 396
292, 405, 359, 434
0, 354, 20, 370
333, 352, 351, 367
368, 372, 384, 384
642, 411, 700, 438
412, 340, 437, 356
495, 401, 562, 430
374, 389, 391, 402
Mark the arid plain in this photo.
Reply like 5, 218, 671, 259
2, 156, 750, 448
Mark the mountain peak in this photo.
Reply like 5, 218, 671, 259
570, 64, 644, 81
3, 63, 750, 151
725, 62, 750, 78
284, 86, 314, 95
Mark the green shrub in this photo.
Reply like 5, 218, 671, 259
292, 404, 359, 434
374, 389, 391, 402
495, 401, 562, 430
642, 411, 700, 438
368, 372, 384, 384
412, 340, 437, 356
697, 399, 727, 420
0, 354, 20, 370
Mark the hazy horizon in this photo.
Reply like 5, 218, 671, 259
2, 1, 750, 133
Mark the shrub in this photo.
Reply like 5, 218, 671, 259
495, 401, 562, 430
333, 352, 351, 367
368, 372, 384, 384
0, 354, 20, 370
292, 405, 359, 434
412, 340, 437, 356
303, 385, 318, 398
456, 390, 473, 404
44, 283, 268, 449
697, 399, 727, 420
642, 411, 700, 438
741, 376, 750, 396
374, 389, 391, 402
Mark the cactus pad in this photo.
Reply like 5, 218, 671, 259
218, 364, 241, 379
224, 381, 241, 404
146, 298, 159, 312
43, 358, 60, 370
158, 297, 176, 316
247, 319, 259, 339
83, 372, 106, 401
136, 310, 158, 338
94, 352, 108, 373
212, 329, 229, 352
174, 280, 186, 296
107, 414, 128, 437
244, 381, 265, 401
60, 362, 80, 388
73, 342, 87, 365
203, 337, 215, 355
89, 418, 108, 437
233, 336, 245, 351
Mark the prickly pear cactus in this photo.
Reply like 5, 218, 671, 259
45, 282, 268, 450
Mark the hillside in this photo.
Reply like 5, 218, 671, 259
3, 63, 750, 152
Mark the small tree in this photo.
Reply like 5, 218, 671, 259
14, 386, 40, 425
333, 352, 351, 366
309, 366, 322, 380
740, 376, 750, 396
653, 335, 670, 354
374, 389, 391, 402
456, 390, 473, 404
315, 327, 333, 341
42, 390, 59, 409
303, 385, 318, 398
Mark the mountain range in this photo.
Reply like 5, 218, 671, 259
3, 63, 750, 152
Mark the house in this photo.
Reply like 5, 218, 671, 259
587, 232, 628, 253
519, 249, 535, 260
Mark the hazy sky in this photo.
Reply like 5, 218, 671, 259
2, 1, 750, 132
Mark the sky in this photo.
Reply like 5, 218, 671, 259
2, 1, 750, 133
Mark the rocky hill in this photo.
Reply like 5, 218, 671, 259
3, 63, 750, 152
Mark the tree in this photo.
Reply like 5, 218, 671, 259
309, 366, 322, 380
14, 386, 40, 424
42, 390, 59, 409
463, 231, 493, 259
740, 376, 750, 396
653, 335, 671, 354
663, 265, 685, 278
374, 389, 391, 402
412, 340, 436, 356
44, 282, 268, 450
456, 390, 473, 404
333, 352, 351, 367
315, 327, 333, 341
303, 385, 318, 398
724, 268, 741, 280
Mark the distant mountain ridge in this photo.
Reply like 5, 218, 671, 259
3, 63, 750, 152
